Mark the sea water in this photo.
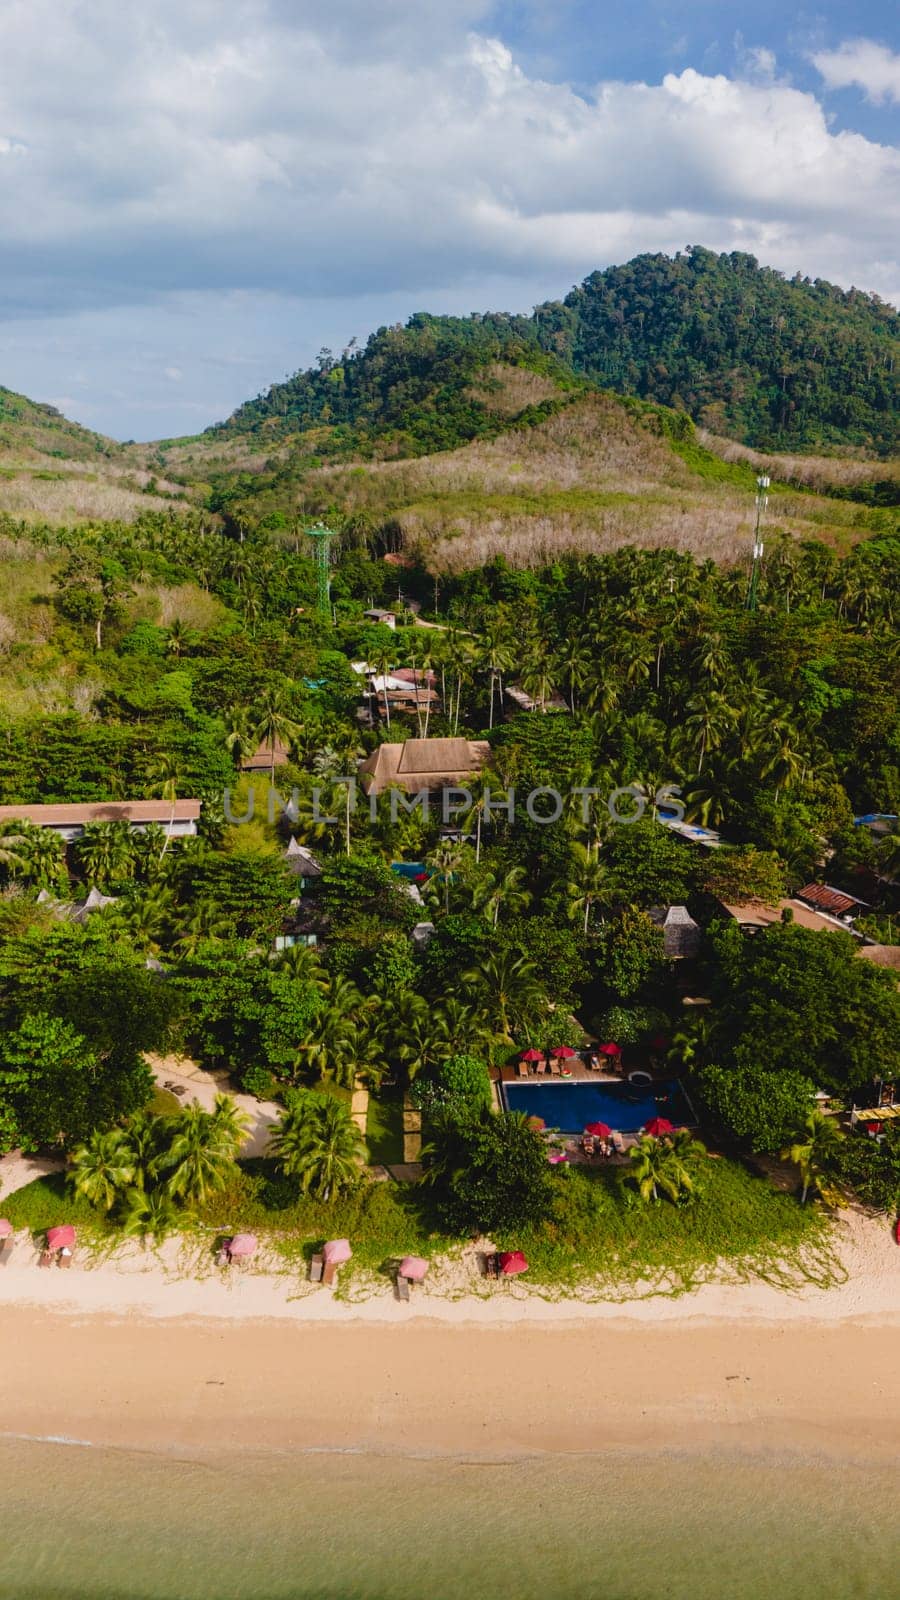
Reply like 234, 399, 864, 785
0, 1437, 896, 1599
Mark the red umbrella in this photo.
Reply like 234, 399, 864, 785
227, 1233, 257, 1259
398, 1255, 429, 1281
551, 1046, 578, 1059
865, 1121, 882, 1136
520, 1048, 544, 1062
323, 1238, 352, 1265
584, 1121, 611, 1138
0, 1219, 12, 1239
547, 1152, 568, 1165
644, 1117, 674, 1138
499, 1251, 529, 1276
47, 1225, 76, 1251
598, 1042, 622, 1057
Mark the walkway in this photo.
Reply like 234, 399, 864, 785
148, 1054, 282, 1158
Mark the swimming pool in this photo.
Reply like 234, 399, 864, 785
501, 1077, 694, 1133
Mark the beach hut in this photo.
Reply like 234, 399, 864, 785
45, 1224, 76, 1268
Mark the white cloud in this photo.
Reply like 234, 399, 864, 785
813, 38, 900, 104
0, 4, 896, 433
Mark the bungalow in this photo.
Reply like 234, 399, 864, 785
37, 886, 118, 923
794, 883, 868, 926
718, 898, 865, 938
242, 737, 291, 772
358, 737, 491, 797
505, 683, 568, 714
0, 800, 201, 843
363, 608, 396, 629
649, 905, 702, 959
284, 838, 323, 890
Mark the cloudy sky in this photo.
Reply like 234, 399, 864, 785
0, 1, 898, 439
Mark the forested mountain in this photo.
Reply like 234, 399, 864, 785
212, 247, 899, 458
534, 247, 899, 454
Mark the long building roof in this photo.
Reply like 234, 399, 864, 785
0, 800, 201, 826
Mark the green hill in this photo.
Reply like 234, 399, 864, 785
206, 247, 900, 459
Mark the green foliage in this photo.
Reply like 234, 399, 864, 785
832, 1127, 900, 1215
604, 822, 697, 909
696, 1061, 818, 1154
701, 847, 787, 906
269, 1090, 364, 1200
538, 246, 900, 452
423, 1109, 555, 1234
593, 908, 666, 999
708, 921, 900, 1096
410, 1052, 492, 1120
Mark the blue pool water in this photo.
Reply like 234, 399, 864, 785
502, 1076, 694, 1132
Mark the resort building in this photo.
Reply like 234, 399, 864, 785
362, 607, 396, 629
284, 838, 323, 888
0, 800, 201, 842
649, 905, 702, 959
718, 897, 866, 938
242, 737, 292, 771
359, 737, 491, 797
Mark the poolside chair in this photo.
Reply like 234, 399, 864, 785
39, 1249, 53, 1268
322, 1260, 338, 1288
581, 1134, 595, 1157
484, 1252, 500, 1279
397, 1274, 411, 1302
535, 1057, 547, 1075
549, 1057, 561, 1076
309, 1252, 324, 1283
610, 1131, 625, 1155
58, 1249, 73, 1269
517, 1058, 529, 1077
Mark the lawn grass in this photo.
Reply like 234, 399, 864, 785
1, 1172, 111, 1238
366, 1090, 405, 1166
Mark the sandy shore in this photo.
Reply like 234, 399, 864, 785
0, 1210, 897, 1464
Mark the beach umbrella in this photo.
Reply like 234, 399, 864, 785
47, 1225, 75, 1251
227, 1233, 257, 1258
598, 1042, 622, 1057
551, 1046, 578, 1059
865, 1122, 882, 1136
323, 1238, 353, 1265
520, 1048, 543, 1062
398, 1255, 429, 1281
547, 1152, 568, 1165
584, 1122, 611, 1139
0, 1219, 12, 1238
499, 1251, 529, 1276
643, 1117, 674, 1138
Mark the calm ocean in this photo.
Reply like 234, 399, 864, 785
0, 1436, 897, 1599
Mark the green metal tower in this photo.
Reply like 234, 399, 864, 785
746, 475, 769, 612
306, 522, 336, 616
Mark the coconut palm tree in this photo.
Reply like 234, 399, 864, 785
270, 1093, 364, 1200
470, 864, 530, 928
566, 842, 616, 934
781, 1111, 845, 1204
462, 949, 543, 1042
121, 1186, 180, 1239
145, 753, 185, 860
0, 824, 28, 876
68, 1128, 135, 1211
75, 821, 137, 889
157, 1103, 243, 1206
628, 1132, 705, 1205
223, 705, 256, 770
252, 688, 302, 783
9, 823, 67, 891
426, 838, 465, 914
173, 897, 233, 957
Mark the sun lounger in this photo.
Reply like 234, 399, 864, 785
39, 1249, 52, 1268
581, 1134, 595, 1156
610, 1131, 625, 1155
322, 1260, 337, 1287
58, 1250, 73, 1269
549, 1058, 561, 1075
517, 1059, 529, 1077
397, 1274, 411, 1302
485, 1252, 500, 1278
310, 1253, 324, 1282
535, 1058, 547, 1074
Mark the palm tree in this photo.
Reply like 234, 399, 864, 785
121, 1186, 180, 1239
68, 1129, 135, 1211
157, 1103, 243, 1206
471, 864, 530, 928
109, 886, 176, 954
75, 821, 137, 889
628, 1134, 671, 1203
10, 823, 66, 891
683, 691, 737, 774
210, 1092, 252, 1154
145, 753, 185, 859
463, 949, 543, 1042
253, 688, 302, 783
566, 842, 615, 934
426, 838, 464, 914
223, 706, 256, 770
0, 824, 28, 877
271, 942, 326, 984
173, 897, 232, 957
659, 1129, 707, 1202
781, 1111, 845, 1204
269, 1093, 364, 1200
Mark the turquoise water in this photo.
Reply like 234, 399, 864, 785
503, 1076, 694, 1132
0, 1437, 897, 1599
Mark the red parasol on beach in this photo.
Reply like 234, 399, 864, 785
47, 1225, 75, 1251
643, 1117, 674, 1138
598, 1042, 622, 1057
499, 1251, 529, 1276
323, 1238, 353, 1265
551, 1046, 578, 1059
398, 1256, 429, 1281
520, 1048, 544, 1062
547, 1152, 568, 1165
864, 1122, 882, 1136
227, 1233, 257, 1258
584, 1122, 611, 1138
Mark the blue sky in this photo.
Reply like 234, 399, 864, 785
0, 0, 896, 440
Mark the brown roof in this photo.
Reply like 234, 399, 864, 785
721, 898, 862, 937
0, 800, 201, 827
857, 944, 900, 970
242, 738, 291, 770
796, 883, 866, 917
359, 738, 491, 795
